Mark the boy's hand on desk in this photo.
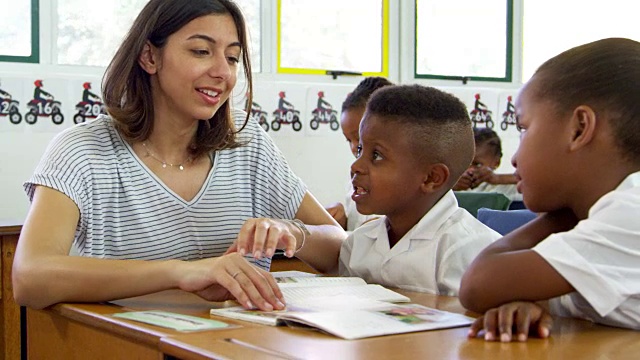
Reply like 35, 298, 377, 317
467, 301, 553, 342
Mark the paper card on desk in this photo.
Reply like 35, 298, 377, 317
113, 310, 231, 332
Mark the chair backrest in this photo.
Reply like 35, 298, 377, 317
477, 208, 537, 235
454, 191, 511, 218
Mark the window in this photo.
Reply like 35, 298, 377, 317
522, 0, 640, 82
0, 0, 39, 63
278, 0, 389, 77
56, 0, 148, 67
415, 0, 513, 82
234, 0, 262, 72
56, 0, 262, 70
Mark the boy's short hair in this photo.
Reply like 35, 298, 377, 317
342, 77, 394, 112
533, 37, 640, 164
366, 84, 474, 186
474, 128, 502, 159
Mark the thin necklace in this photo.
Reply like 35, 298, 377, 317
142, 141, 193, 171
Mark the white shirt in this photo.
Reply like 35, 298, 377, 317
339, 190, 501, 296
25, 111, 306, 271
534, 171, 640, 329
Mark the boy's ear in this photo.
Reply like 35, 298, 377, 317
421, 163, 450, 193
138, 42, 160, 75
569, 105, 597, 151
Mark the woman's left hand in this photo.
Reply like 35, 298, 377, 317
225, 218, 301, 259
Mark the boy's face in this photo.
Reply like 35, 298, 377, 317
341, 107, 365, 158
350, 114, 428, 221
470, 143, 500, 172
512, 78, 574, 212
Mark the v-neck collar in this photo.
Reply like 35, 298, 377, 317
118, 130, 216, 207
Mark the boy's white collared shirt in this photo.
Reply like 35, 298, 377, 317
339, 190, 500, 296
533, 171, 640, 330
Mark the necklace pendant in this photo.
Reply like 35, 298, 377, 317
179, 165, 184, 170
162, 163, 167, 168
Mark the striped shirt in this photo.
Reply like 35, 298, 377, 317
24, 111, 307, 270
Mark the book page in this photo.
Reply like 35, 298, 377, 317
279, 304, 473, 340
277, 276, 366, 287
270, 271, 318, 278
210, 295, 391, 326
210, 307, 283, 326
282, 284, 409, 303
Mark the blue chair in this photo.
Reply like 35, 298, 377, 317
477, 208, 537, 235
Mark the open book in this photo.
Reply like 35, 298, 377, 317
274, 275, 410, 303
209, 275, 472, 340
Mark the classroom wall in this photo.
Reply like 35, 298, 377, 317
0, 71, 521, 220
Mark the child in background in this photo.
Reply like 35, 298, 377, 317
460, 38, 640, 341
339, 85, 501, 295
453, 128, 521, 202
325, 77, 393, 231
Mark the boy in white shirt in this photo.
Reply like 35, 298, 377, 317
338, 84, 501, 296
325, 77, 393, 231
461, 38, 640, 342
454, 128, 522, 202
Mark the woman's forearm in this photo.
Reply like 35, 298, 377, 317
13, 255, 182, 309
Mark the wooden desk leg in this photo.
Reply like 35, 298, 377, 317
1, 234, 21, 360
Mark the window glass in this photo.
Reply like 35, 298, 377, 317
0, 0, 38, 62
278, 0, 387, 76
234, 0, 262, 72
57, 0, 262, 70
522, 0, 640, 82
415, 0, 512, 81
57, 0, 148, 67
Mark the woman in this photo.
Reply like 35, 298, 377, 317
13, 0, 344, 311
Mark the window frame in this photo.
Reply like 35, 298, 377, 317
0, 0, 40, 63
413, 0, 514, 83
275, 0, 390, 78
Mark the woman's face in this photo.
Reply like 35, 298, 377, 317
143, 14, 241, 124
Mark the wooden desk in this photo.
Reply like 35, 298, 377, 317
26, 289, 640, 360
0, 220, 22, 360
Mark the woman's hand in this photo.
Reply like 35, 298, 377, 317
176, 252, 285, 311
225, 218, 301, 259
468, 301, 553, 342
